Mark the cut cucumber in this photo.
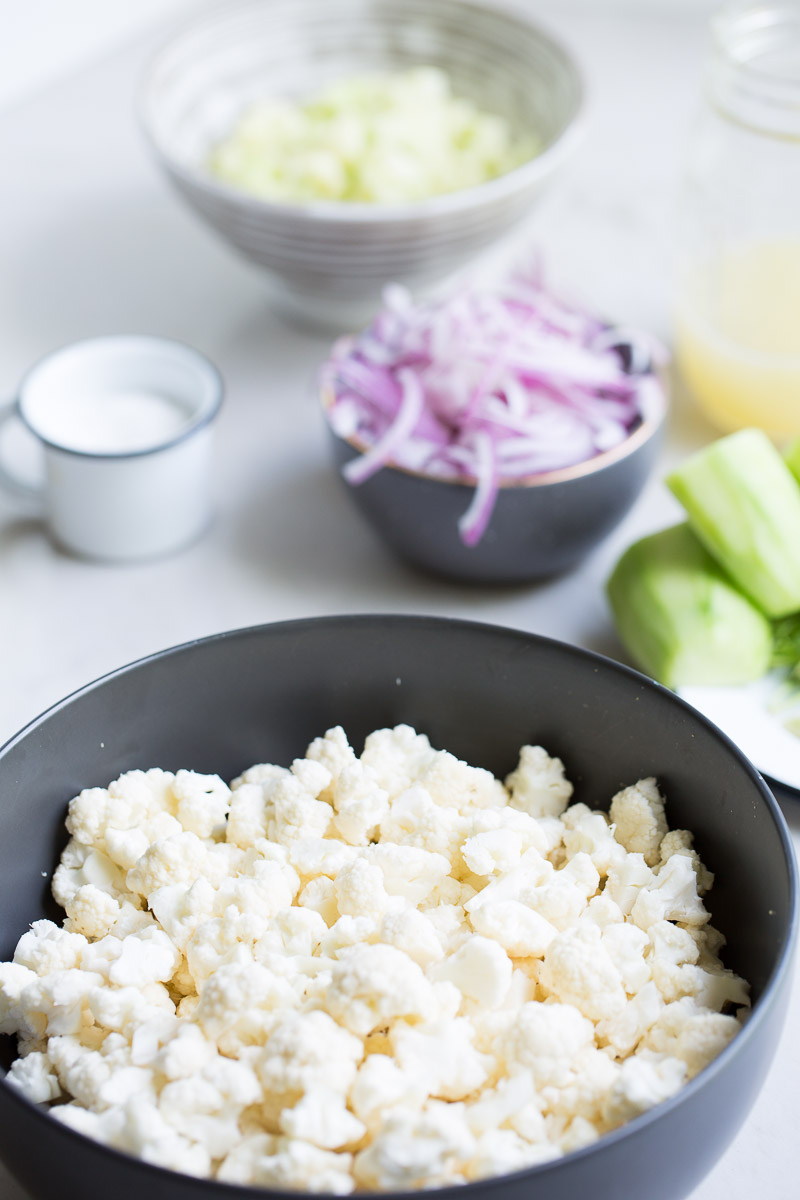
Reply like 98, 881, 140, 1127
784, 435, 800, 487
607, 522, 773, 687
666, 428, 800, 618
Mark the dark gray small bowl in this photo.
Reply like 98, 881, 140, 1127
324, 378, 668, 583
0, 615, 796, 1200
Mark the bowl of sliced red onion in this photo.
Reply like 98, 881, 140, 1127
321, 270, 669, 583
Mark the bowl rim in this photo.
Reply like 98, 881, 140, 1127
0, 614, 796, 1199
320, 366, 669, 490
136, 0, 586, 225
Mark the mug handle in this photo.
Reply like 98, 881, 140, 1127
0, 398, 43, 506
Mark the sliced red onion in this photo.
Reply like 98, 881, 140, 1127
342, 367, 425, 486
323, 270, 667, 547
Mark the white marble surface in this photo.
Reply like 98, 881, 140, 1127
0, 3, 797, 1198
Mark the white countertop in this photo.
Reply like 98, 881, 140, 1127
0, 3, 797, 1197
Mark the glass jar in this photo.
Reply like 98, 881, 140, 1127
674, 2, 800, 438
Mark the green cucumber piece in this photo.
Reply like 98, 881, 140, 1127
607, 523, 772, 687
666, 429, 800, 618
784, 435, 800, 486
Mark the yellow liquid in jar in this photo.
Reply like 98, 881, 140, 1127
675, 240, 800, 436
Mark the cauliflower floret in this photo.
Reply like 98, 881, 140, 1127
126, 832, 209, 897
266, 775, 334, 844
92, 927, 181, 990
390, 1018, 493, 1101
279, 1086, 367, 1149
379, 787, 468, 862
416, 751, 507, 814
195, 961, 297, 1044
221, 1135, 354, 1194
349, 1054, 427, 1125
642, 998, 742, 1077
583, 894, 626, 929
465, 1129, 559, 1180
255, 906, 328, 959
330, 763, 389, 845
465, 846, 554, 913
152, 1024, 217, 1081
378, 908, 444, 969
505, 745, 573, 818
18, 969, 105, 1038
596, 981, 664, 1056
430, 935, 511, 1009
464, 1071, 536, 1135
104, 827, 151, 871
159, 1056, 261, 1158
557, 1116, 600, 1154
211, 858, 298, 923
13, 921, 88, 976
88, 985, 174, 1035
306, 726, 360, 790
148, 877, 216, 952
52, 843, 130, 907
460, 829, 524, 877
318, 915, 381, 960
561, 804, 628, 875
499, 1001, 594, 1088
184, 915, 257, 987
288, 838, 359, 880
257, 1011, 364, 1102
360, 725, 439, 797
103, 1092, 211, 1177
604, 854, 655, 916
539, 924, 627, 1022
231, 762, 289, 789
539, 1044, 620, 1126
630, 853, 709, 930
226, 783, 271, 849
0, 960, 43, 1036
364, 843, 450, 906
334, 858, 391, 919
64, 885, 122, 939
600, 922, 651, 994
290, 755, 334, 798
5, 1048, 63, 1103
418, 903, 472, 957
171, 770, 231, 839
298, 875, 340, 926
658, 828, 714, 894
468, 900, 557, 959
353, 1101, 475, 1190
324, 943, 438, 1036
609, 778, 668, 866
647, 919, 747, 1010
601, 1052, 687, 1127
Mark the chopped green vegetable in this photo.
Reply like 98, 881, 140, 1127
606, 522, 773, 687
770, 612, 800, 675
666, 428, 800, 618
207, 67, 538, 204
784, 435, 800, 486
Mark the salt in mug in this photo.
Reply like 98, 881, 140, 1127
0, 336, 223, 561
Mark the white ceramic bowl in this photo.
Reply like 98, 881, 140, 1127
138, 0, 584, 329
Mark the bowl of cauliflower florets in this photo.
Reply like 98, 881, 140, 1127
0, 615, 795, 1200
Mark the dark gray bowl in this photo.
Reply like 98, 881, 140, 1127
324, 381, 667, 584
0, 615, 796, 1200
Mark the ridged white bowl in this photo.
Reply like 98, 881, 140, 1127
139, 0, 584, 328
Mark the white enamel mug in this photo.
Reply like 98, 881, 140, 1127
0, 336, 223, 562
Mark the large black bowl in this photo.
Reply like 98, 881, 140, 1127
0, 615, 796, 1200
